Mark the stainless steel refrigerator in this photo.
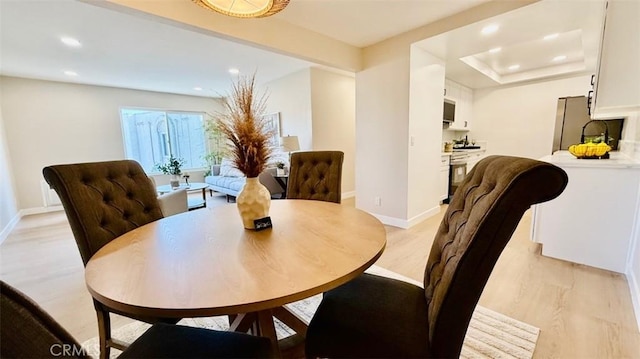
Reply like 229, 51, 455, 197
552, 96, 624, 153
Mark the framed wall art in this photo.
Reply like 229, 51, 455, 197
262, 112, 281, 147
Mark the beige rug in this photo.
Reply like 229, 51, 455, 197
82, 266, 539, 359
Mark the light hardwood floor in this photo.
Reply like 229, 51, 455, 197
1, 195, 639, 358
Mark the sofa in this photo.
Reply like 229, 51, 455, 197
205, 161, 285, 201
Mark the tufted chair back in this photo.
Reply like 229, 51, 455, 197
43, 160, 163, 266
424, 155, 568, 357
286, 151, 344, 203
1, 280, 89, 358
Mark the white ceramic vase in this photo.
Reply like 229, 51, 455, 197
170, 175, 180, 189
237, 177, 271, 229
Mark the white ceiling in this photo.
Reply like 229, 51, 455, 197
275, 0, 489, 47
416, 0, 606, 88
0, 0, 315, 98
0, 0, 606, 96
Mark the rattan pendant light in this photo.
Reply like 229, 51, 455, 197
192, 0, 289, 18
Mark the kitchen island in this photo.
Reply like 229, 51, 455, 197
531, 151, 640, 273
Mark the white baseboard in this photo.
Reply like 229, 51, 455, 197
372, 214, 411, 229
407, 206, 440, 228
0, 212, 21, 245
0, 206, 65, 245
341, 191, 355, 199
372, 205, 441, 229
19, 206, 64, 217
627, 270, 640, 332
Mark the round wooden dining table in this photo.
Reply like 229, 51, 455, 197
85, 199, 386, 357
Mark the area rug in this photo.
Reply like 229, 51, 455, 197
82, 266, 539, 359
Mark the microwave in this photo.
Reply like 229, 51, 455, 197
443, 99, 455, 123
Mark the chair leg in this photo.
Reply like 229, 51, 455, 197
95, 306, 111, 359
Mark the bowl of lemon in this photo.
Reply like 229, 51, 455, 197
568, 142, 611, 159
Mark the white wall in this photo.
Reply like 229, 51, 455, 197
624, 112, 640, 331
631, 179, 640, 331
355, 47, 411, 224
1, 76, 224, 210
407, 46, 445, 223
309, 68, 356, 195
264, 68, 357, 195
264, 69, 313, 152
0, 96, 19, 242
471, 75, 592, 159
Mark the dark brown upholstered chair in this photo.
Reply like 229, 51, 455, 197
0, 280, 272, 359
1, 280, 90, 358
42, 160, 173, 358
286, 151, 344, 203
305, 155, 568, 358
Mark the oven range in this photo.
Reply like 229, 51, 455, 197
444, 149, 486, 204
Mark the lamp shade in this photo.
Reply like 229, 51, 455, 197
192, 0, 289, 18
281, 136, 300, 152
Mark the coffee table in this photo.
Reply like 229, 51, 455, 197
84, 200, 386, 357
156, 182, 209, 209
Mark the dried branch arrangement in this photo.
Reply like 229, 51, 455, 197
216, 74, 274, 178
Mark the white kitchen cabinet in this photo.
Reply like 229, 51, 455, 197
444, 79, 460, 102
445, 79, 473, 131
591, 0, 640, 118
439, 155, 450, 201
466, 151, 485, 172
531, 152, 640, 273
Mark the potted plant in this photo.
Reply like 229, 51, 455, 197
204, 116, 227, 174
155, 156, 185, 188
215, 73, 276, 229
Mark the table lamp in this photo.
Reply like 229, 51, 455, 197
280, 136, 300, 175
281, 135, 300, 153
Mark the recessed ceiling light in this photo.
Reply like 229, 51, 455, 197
228, 68, 240, 75
553, 55, 567, 62
481, 24, 499, 35
193, 87, 203, 91
508, 65, 520, 71
63, 70, 78, 76
544, 33, 559, 41
489, 47, 502, 54
60, 37, 81, 47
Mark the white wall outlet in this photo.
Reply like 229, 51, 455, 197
374, 196, 382, 206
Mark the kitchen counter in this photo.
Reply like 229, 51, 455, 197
531, 152, 640, 273
452, 148, 485, 154
540, 150, 640, 168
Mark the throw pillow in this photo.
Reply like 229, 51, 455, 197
219, 158, 245, 177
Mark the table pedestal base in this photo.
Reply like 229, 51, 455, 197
229, 307, 308, 358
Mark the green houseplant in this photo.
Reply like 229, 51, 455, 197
204, 115, 227, 174
155, 156, 185, 188
155, 156, 184, 175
